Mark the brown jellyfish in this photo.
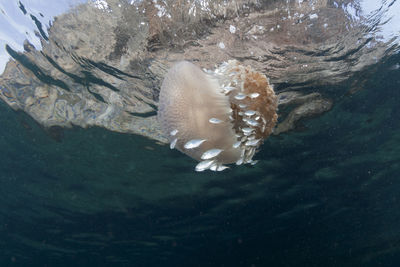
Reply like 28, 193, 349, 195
157, 60, 278, 171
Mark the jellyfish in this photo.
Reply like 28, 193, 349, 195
157, 60, 278, 171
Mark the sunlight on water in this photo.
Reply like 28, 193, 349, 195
0, 0, 86, 73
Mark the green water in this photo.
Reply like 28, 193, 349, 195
0, 52, 400, 266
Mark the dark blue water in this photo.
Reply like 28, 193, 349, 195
0, 51, 399, 266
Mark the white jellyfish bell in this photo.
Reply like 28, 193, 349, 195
157, 60, 278, 172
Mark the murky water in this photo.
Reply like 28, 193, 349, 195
0, 0, 400, 266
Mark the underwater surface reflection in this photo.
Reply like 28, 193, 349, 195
0, 0, 400, 266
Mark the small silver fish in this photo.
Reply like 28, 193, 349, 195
245, 147, 256, 160
242, 127, 254, 134
239, 104, 247, 108
232, 141, 241, 148
201, 148, 223, 160
184, 139, 206, 149
220, 61, 228, 68
210, 163, 218, 171
223, 86, 236, 94
234, 93, 247, 100
195, 160, 215, 172
261, 117, 266, 124
244, 110, 256, 116
170, 129, 179, 136
216, 165, 229, 171
240, 148, 246, 158
245, 139, 260, 146
246, 119, 259, 127
170, 138, 178, 149
389, 63, 400, 70
211, 164, 229, 171
236, 157, 244, 165
249, 93, 260, 98
203, 68, 213, 74
209, 118, 223, 124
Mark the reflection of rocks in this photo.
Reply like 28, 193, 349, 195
0, 0, 396, 142
274, 92, 333, 135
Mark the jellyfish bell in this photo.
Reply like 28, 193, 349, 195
157, 60, 278, 172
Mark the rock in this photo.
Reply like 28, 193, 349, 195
25, 96, 35, 107
34, 86, 49, 98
